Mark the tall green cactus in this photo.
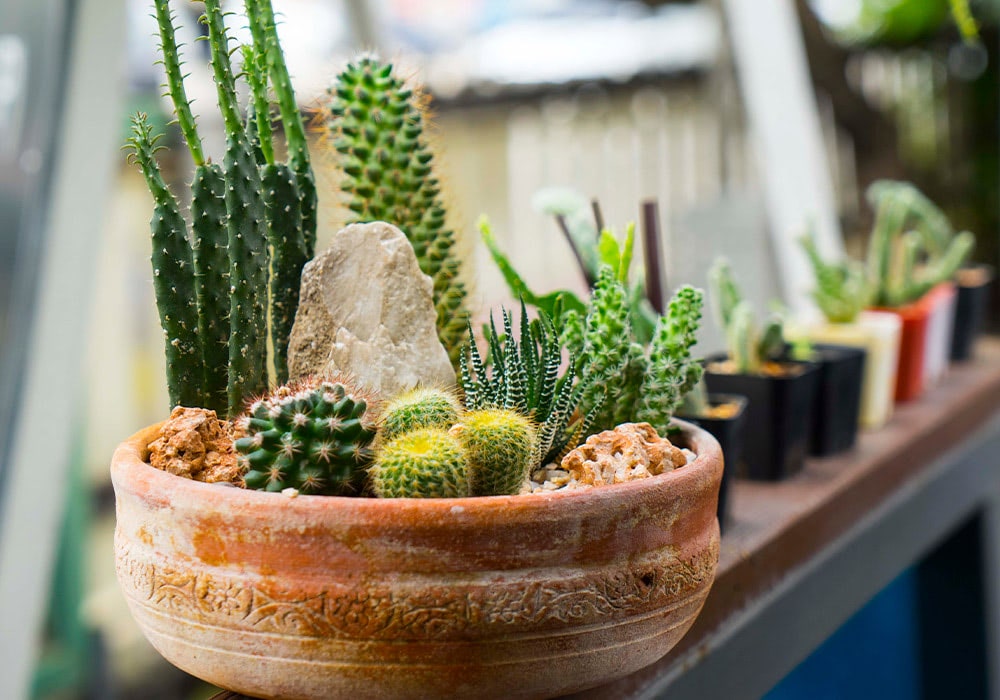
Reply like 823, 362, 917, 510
133, 0, 317, 415
125, 115, 204, 410
326, 56, 469, 365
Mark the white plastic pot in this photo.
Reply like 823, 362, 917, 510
787, 311, 902, 430
922, 283, 957, 388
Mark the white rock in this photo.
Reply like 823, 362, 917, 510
287, 222, 456, 397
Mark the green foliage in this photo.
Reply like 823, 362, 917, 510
380, 388, 462, 442
131, 0, 316, 415
866, 181, 975, 308
455, 408, 536, 497
326, 56, 469, 365
708, 259, 785, 374
799, 230, 873, 324
460, 304, 596, 467
371, 428, 469, 498
235, 380, 377, 495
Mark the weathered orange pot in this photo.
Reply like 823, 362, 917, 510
112, 420, 722, 700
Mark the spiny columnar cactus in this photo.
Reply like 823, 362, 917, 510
709, 259, 784, 374
636, 286, 705, 434
371, 428, 468, 498
129, 0, 316, 416
560, 265, 632, 430
461, 304, 597, 467
453, 408, 536, 497
379, 388, 462, 442
800, 230, 872, 324
326, 56, 469, 365
866, 182, 974, 308
235, 380, 377, 494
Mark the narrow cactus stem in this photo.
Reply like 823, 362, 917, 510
262, 163, 305, 385
200, 0, 243, 137
190, 163, 230, 414
152, 0, 204, 165
126, 114, 205, 409
241, 43, 274, 166
244, 0, 317, 256
203, 0, 270, 413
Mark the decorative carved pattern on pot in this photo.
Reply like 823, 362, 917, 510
116, 541, 719, 640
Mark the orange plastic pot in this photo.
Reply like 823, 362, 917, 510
871, 286, 940, 402
112, 420, 723, 700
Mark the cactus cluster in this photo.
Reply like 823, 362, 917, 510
370, 389, 536, 498
235, 380, 377, 495
866, 181, 974, 308
326, 57, 469, 366
127, 0, 316, 416
799, 230, 873, 324
708, 259, 785, 374
461, 305, 596, 468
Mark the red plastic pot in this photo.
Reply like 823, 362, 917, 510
870, 285, 941, 402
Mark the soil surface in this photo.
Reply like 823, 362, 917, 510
147, 406, 242, 484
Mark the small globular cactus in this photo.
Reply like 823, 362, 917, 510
379, 388, 463, 442
235, 380, 377, 495
371, 428, 469, 498
452, 408, 537, 497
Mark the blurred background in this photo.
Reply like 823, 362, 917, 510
1, 0, 998, 697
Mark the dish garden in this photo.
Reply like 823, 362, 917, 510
110, 0, 992, 697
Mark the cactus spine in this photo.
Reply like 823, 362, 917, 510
326, 57, 469, 365
379, 388, 462, 442
133, 0, 317, 415
453, 409, 536, 497
371, 428, 469, 498
235, 380, 377, 495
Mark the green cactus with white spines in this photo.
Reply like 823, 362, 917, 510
326, 56, 469, 365
371, 428, 469, 498
709, 259, 784, 374
453, 408, 537, 497
235, 380, 377, 495
130, 0, 316, 416
866, 181, 975, 309
379, 388, 463, 442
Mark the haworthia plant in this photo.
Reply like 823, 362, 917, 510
131, 0, 317, 415
326, 56, 469, 365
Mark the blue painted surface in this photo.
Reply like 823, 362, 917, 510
763, 569, 920, 700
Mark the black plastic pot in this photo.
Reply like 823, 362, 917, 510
804, 344, 866, 457
703, 356, 820, 481
951, 265, 994, 361
676, 394, 747, 533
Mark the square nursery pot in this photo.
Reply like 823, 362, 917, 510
112, 420, 723, 700
703, 356, 820, 481
951, 265, 994, 361
676, 394, 748, 533
788, 311, 901, 430
870, 287, 940, 403
802, 345, 866, 456
921, 282, 957, 389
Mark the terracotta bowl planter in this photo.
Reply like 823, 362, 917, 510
112, 420, 723, 700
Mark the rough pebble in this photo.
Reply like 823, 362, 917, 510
147, 406, 241, 484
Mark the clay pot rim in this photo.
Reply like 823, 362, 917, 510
113, 418, 722, 517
